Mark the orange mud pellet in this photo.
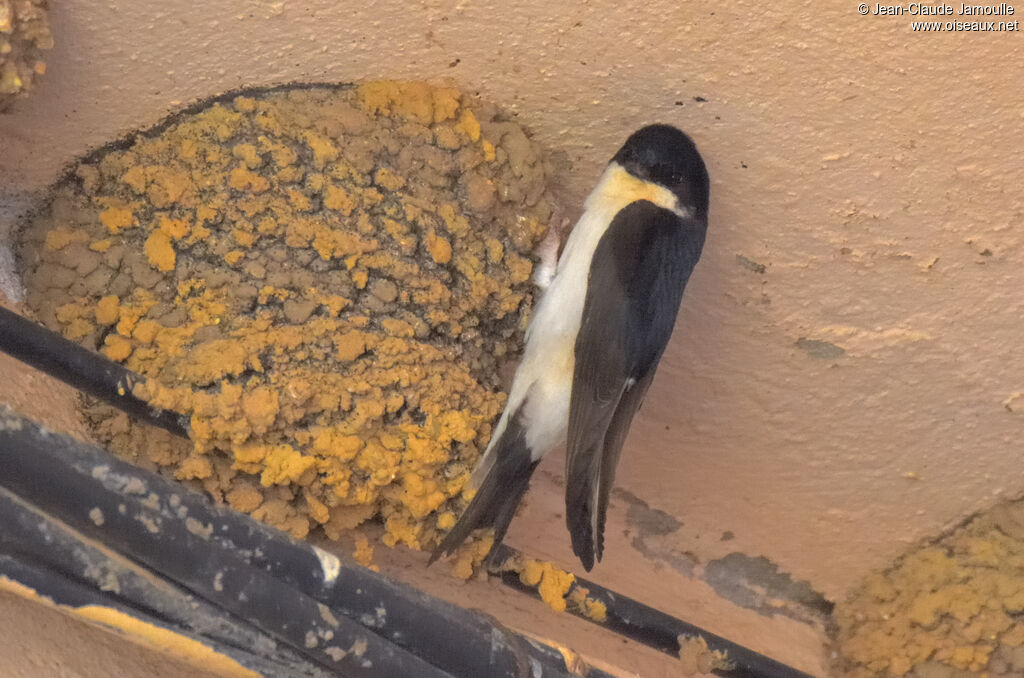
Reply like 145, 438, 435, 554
495, 553, 607, 618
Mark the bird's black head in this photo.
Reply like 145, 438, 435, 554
611, 124, 709, 217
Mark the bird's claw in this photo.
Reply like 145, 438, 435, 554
533, 217, 570, 290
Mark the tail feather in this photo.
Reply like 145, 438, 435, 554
565, 438, 619, 572
566, 371, 655, 571
565, 450, 601, 572
429, 409, 537, 565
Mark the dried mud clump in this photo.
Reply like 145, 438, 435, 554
496, 554, 607, 620
18, 81, 555, 554
834, 498, 1024, 677
677, 636, 732, 676
0, 0, 52, 110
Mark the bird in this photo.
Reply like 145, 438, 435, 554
430, 124, 709, 571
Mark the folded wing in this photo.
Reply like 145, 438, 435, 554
565, 199, 706, 571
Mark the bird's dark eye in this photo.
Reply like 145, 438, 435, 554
652, 163, 683, 184
660, 170, 683, 185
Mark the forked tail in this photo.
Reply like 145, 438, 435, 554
429, 409, 538, 565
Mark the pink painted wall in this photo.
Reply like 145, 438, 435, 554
2, 1, 1023, 673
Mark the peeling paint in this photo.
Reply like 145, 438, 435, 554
795, 337, 845, 360
613, 488, 695, 576
703, 553, 832, 624
812, 325, 932, 356
735, 254, 766, 274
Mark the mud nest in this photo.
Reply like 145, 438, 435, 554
17, 81, 556, 568
834, 497, 1024, 677
0, 0, 52, 110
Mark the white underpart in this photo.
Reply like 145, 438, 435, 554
471, 162, 684, 486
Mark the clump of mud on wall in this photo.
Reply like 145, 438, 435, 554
834, 497, 1024, 677
17, 81, 556, 567
0, 0, 52, 109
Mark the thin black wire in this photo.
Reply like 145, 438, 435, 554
0, 306, 188, 436
490, 544, 815, 678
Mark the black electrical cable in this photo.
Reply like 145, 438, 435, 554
0, 306, 189, 437
0, 487, 333, 677
0, 554, 330, 678
490, 545, 815, 678
0, 410, 456, 678
0, 410, 617, 678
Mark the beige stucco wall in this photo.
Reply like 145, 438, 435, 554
2, 1, 1023, 674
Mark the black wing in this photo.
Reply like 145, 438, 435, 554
429, 404, 539, 566
565, 199, 706, 571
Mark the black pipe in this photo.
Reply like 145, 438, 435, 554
0, 487, 332, 677
0, 306, 189, 437
490, 545, 815, 678
0, 410, 620, 678
0, 555, 331, 678
0, 410, 455, 678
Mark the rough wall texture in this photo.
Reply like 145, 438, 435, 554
0, 588, 225, 678
1, 0, 1022, 674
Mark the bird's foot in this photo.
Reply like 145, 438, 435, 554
533, 216, 570, 290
